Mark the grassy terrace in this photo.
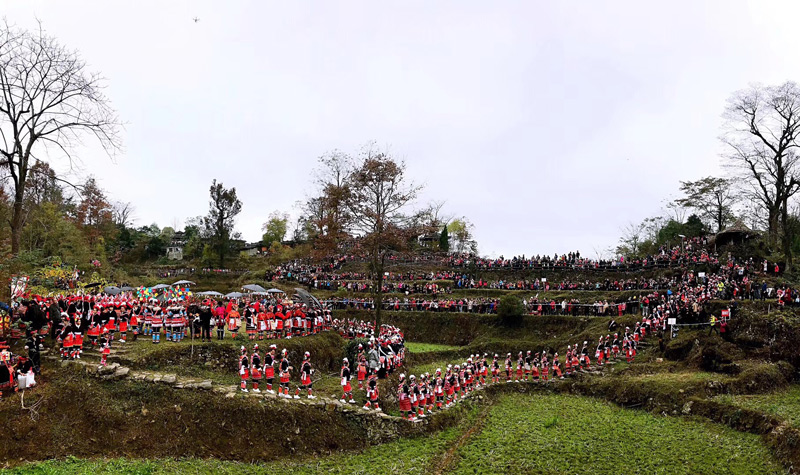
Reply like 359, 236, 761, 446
9, 393, 783, 474
712, 385, 800, 428
6, 402, 482, 475
449, 393, 783, 474
403, 342, 462, 353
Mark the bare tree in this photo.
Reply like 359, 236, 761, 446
305, 150, 354, 254
346, 145, 422, 327
616, 221, 647, 258
642, 216, 666, 243
676, 176, 739, 232
112, 201, 136, 228
722, 82, 800, 267
418, 199, 451, 230
0, 21, 121, 254
663, 200, 687, 224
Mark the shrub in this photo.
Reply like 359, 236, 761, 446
498, 295, 525, 327
343, 337, 371, 367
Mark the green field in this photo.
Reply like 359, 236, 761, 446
713, 385, 800, 427
447, 393, 783, 474
404, 342, 462, 353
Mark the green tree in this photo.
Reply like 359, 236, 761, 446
145, 235, 165, 259
439, 225, 449, 251
21, 201, 91, 266
160, 226, 176, 243
447, 218, 477, 254
202, 180, 242, 267
181, 217, 205, 260
498, 295, 526, 327
684, 214, 707, 237
262, 211, 288, 247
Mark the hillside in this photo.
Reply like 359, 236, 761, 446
3, 246, 800, 474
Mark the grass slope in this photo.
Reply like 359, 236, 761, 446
7, 407, 480, 475
713, 385, 800, 428
404, 342, 462, 353
449, 393, 783, 474
12, 393, 783, 474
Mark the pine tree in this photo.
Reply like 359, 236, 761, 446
439, 225, 449, 251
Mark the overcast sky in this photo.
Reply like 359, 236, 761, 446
3, 1, 800, 258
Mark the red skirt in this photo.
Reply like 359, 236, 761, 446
279, 372, 290, 383
399, 398, 411, 411
342, 382, 352, 392
241, 370, 250, 380
251, 369, 262, 380
301, 375, 311, 385
264, 367, 275, 378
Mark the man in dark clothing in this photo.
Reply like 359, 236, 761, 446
24, 337, 41, 374
48, 300, 62, 340
24, 302, 46, 334
199, 302, 213, 342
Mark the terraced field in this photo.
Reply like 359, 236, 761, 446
713, 385, 800, 428
448, 393, 783, 474
9, 393, 784, 474
5, 258, 800, 473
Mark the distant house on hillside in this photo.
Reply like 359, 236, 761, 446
240, 242, 265, 257
166, 231, 186, 260
417, 232, 439, 248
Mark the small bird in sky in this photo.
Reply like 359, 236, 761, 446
193, 17, 200, 23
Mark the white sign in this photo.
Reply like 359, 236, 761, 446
541, 278, 547, 282
668, 318, 677, 325
698, 272, 706, 278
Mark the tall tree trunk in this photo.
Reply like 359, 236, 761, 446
10, 190, 24, 255
781, 202, 793, 271
768, 207, 780, 247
